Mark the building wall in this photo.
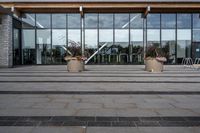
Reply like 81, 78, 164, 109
0, 14, 13, 67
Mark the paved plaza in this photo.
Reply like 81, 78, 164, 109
0, 65, 200, 132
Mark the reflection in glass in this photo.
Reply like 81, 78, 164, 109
130, 29, 143, 64
147, 29, 160, 47
115, 29, 129, 64
68, 14, 81, 29
177, 29, 191, 62
161, 30, 176, 64
147, 14, 160, 28
99, 14, 113, 28
85, 29, 98, 64
52, 30, 66, 64
13, 29, 20, 65
177, 14, 191, 29
36, 29, 51, 64
99, 30, 113, 64
130, 14, 143, 29
36, 14, 51, 28
52, 14, 66, 29
22, 30, 36, 64
85, 14, 98, 28
192, 14, 200, 59
115, 14, 129, 29
161, 14, 176, 29
22, 13, 35, 28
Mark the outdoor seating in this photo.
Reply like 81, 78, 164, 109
182, 57, 200, 70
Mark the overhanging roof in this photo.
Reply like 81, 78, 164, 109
0, 5, 11, 14
0, 0, 200, 2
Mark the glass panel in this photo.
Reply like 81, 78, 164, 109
99, 14, 113, 28
68, 29, 81, 44
147, 29, 160, 47
85, 29, 98, 64
85, 14, 98, 29
130, 29, 143, 64
177, 14, 191, 29
161, 29, 176, 64
192, 14, 200, 59
36, 29, 51, 64
52, 14, 66, 29
177, 29, 191, 63
52, 29, 66, 64
99, 29, 113, 64
13, 29, 20, 65
115, 29, 129, 64
161, 14, 176, 29
115, 14, 129, 29
36, 14, 51, 28
147, 14, 160, 29
130, 13, 143, 29
22, 30, 36, 64
22, 13, 35, 28
68, 14, 81, 29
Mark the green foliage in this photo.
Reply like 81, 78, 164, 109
146, 45, 165, 58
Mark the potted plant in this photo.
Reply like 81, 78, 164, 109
64, 40, 87, 72
145, 46, 167, 72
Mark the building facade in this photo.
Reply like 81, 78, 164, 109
0, 0, 200, 66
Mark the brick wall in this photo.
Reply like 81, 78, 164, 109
0, 15, 13, 67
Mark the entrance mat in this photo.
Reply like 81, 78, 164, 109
0, 116, 200, 127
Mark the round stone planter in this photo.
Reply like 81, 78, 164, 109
145, 58, 164, 72
67, 59, 84, 72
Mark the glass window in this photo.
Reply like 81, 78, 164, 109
193, 14, 200, 28
177, 14, 191, 29
84, 29, 98, 64
192, 14, 200, 59
161, 14, 176, 29
68, 14, 81, 29
52, 14, 66, 28
85, 14, 98, 29
147, 14, 160, 29
177, 29, 191, 58
52, 29, 66, 64
147, 29, 160, 47
22, 13, 35, 28
99, 29, 113, 63
130, 29, 143, 64
36, 14, 51, 28
161, 29, 176, 64
22, 29, 36, 64
36, 29, 51, 64
115, 14, 129, 29
99, 14, 113, 28
130, 13, 143, 29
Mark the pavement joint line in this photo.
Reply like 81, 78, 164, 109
1, 81, 200, 83
0, 91, 200, 95
0, 116, 200, 127
1, 75, 200, 78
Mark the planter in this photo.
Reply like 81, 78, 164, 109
66, 58, 84, 72
145, 58, 164, 72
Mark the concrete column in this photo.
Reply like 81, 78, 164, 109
0, 14, 13, 67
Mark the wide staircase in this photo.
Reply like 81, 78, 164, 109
0, 65, 200, 133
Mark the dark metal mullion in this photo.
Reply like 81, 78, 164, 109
175, 13, 178, 64
35, 13, 37, 65
97, 13, 100, 64
113, 14, 115, 64
50, 14, 52, 64
191, 13, 193, 59
160, 13, 162, 48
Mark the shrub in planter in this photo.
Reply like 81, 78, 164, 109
64, 40, 87, 72
145, 46, 167, 72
